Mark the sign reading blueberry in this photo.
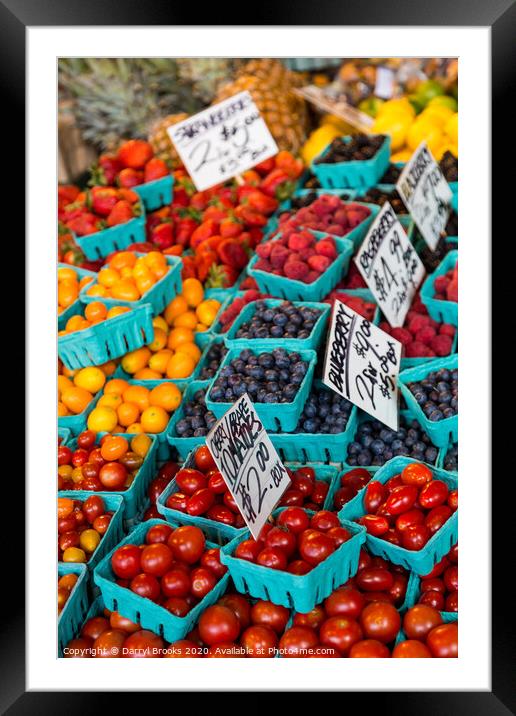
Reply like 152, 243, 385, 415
354, 201, 425, 328
167, 91, 279, 191
322, 300, 402, 430
396, 141, 453, 250
206, 394, 290, 540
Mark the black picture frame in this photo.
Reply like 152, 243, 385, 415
6, 0, 512, 708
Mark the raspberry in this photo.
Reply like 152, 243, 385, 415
243, 290, 261, 303
415, 326, 437, 346
391, 327, 412, 346
256, 243, 272, 259
254, 259, 272, 272
308, 255, 332, 272
379, 321, 392, 334
439, 324, 456, 337
405, 341, 429, 357
306, 271, 320, 283
288, 233, 313, 251
328, 223, 344, 235
434, 275, 449, 294
270, 243, 290, 269
284, 260, 309, 281
430, 334, 453, 356
408, 314, 431, 335
446, 279, 458, 302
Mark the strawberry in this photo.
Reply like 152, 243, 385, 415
118, 168, 143, 188
117, 139, 154, 169
220, 216, 243, 238
106, 200, 134, 227
143, 157, 169, 183
90, 187, 119, 217
89, 154, 122, 186
216, 238, 248, 270
66, 213, 99, 236
151, 222, 174, 250
315, 239, 338, 259
205, 263, 240, 289
284, 260, 309, 281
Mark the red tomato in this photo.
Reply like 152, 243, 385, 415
111, 544, 141, 579
360, 602, 401, 644
426, 622, 458, 658
388, 573, 408, 605
88, 448, 106, 469
240, 625, 278, 657
99, 462, 127, 490
194, 446, 216, 472
299, 531, 336, 566
385, 485, 418, 515
198, 605, 240, 646
287, 559, 312, 575
356, 568, 394, 592
186, 488, 215, 516
319, 617, 363, 656
341, 468, 371, 492
207, 471, 226, 494
324, 587, 365, 620
447, 489, 458, 511
383, 529, 402, 546
206, 504, 236, 525
421, 577, 445, 593
168, 525, 205, 564
256, 547, 288, 571
140, 543, 174, 577
395, 508, 425, 532
403, 604, 443, 640
364, 482, 388, 514
223, 491, 239, 513
176, 469, 207, 496
250, 600, 290, 634
358, 515, 390, 536
235, 539, 262, 562
295, 466, 315, 482
58, 446, 73, 466
161, 569, 191, 598
333, 485, 356, 509
218, 593, 252, 630
72, 449, 89, 468
166, 492, 188, 511
145, 524, 173, 544
277, 507, 310, 534
357, 549, 372, 572
190, 567, 217, 599
163, 597, 190, 617
401, 462, 433, 487
279, 626, 319, 658
147, 477, 169, 505
310, 511, 340, 532
401, 524, 431, 550
109, 612, 140, 633
448, 543, 459, 563
292, 473, 314, 498
130, 573, 160, 601
310, 481, 329, 506
81, 495, 105, 524
64, 637, 93, 657
200, 547, 227, 578
279, 489, 304, 507
426, 505, 453, 534
326, 526, 351, 547
93, 629, 126, 657
418, 480, 449, 509
385, 475, 404, 492
419, 590, 445, 610
349, 639, 390, 658
443, 565, 458, 592
265, 527, 297, 558
421, 555, 449, 579
392, 640, 432, 657
157, 461, 179, 482
293, 605, 326, 630
445, 590, 458, 611
81, 616, 109, 641
122, 630, 165, 658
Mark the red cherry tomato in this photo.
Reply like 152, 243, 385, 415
358, 514, 390, 536
235, 538, 262, 562
92, 513, 112, 535
418, 480, 449, 509
200, 547, 227, 578
364, 482, 388, 514
111, 544, 141, 579
240, 625, 278, 657
130, 573, 160, 600
140, 543, 174, 577
206, 504, 236, 525
147, 477, 169, 505
295, 466, 315, 482
186, 488, 215, 516
310, 511, 340, 532
145, 524, 173, 544
293, 605, 326, 630
388, 573, 408, 605
403, 604, 443, 639
77, 430, 97, 450
292, 473, 314, 498
58, 446, 73, 466
166, 492, 188, 512
194, 446, 216, 473
425, 505, 453, 534
81, 616, 109, 641
443, 565, 458, 592
333, 485, 356, 509
168, 525, 205, 565
277, 507, 310, 534
385, 485, 418, 515
349, 639, 390, 658
207, 471, 226, 494
383, 529, 402, 546
223, 491, 239, 513
265, 527, 297, 558
395, 508, 425, 532
445, 590, 458, 612
279, 489, 304, 507
190, 567, 218, 599
122, 630, 165, 658
310, 481, 329, 506
385, 475, 404, 492
299, 531, 336, 566
421, 556, 449, 579
176, 468, 207, 496
360, 602, 401, 644
324, 587, 365, 620
198, 605, 240, 646
72, 449, 89, 468
99, 462, 127, 490
356, 568, 394, 592
448, 543, 459, 563
251, 600, 290, 634
341, 468, 371, 492
421, 577, 445, 593
401, 524, 431, 550
256, 547, 288, 571
279, 626, 319, 658
287, 559, 312, 575
218, 593, 251, 630
326, 526, 351, 547
161, 569, 191, 598
392, 640, 432, 657
157, 461, 179, 481
319, 616, 363, 655
88, 448, 106, 468
163, 597, 190, 617
82, 495, 105, 524
426, 622, 458, 658
419, 590, 445, 610
447, 489, 458, 511
401, 462, 433, 487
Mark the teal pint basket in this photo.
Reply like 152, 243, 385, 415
166, 380, 212, 460
80, 254, 182, 317
438, 439, 458, 476
224, 299, 330, 352
325, 464, 380, 512
75, 212, 146, 261
93, 518, 230, 643
133, 175, 174, 212
58, 562, 89, 655
221, 517, 366, 613
248, 232, 354, 302
195, 336, 228, 382
398, 354, 458, 448
58, 388, 102, 437
340, 456, 458, 574
58, 304, 154, 370
58, 427, 71, 445
58, 492, 125, 572
58, 263, 97, 331
420, 250, 458, 326
63, 432, 158, 522
311, 135, 391, 189
205, 347, 317, 433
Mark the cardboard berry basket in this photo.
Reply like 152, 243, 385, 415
340, 456, 458, 574
75, 208, 146, 261
58, 492, 125, 572
398, 354, 458, 448
221, 515, 366, 613
93, 518, 230, 643
63, 432, 158, 523
80, 254, 182, 318
58, 562, 90, 655
269, 386, 359, 464
248, 232, 354, 302
133, 175, 174, 212
311, 135, 391, 189
224, 299, 331, 353
58, 263, 97, 331
58, 304, 155, 371
205, 346, 318, 433
58, 388, 102, 437
166, 380, 213, 461
420, 250, 458, 326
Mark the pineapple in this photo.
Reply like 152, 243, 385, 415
148, 112, 190, 168
213, 59, 309, 154
176, 58, 242, 103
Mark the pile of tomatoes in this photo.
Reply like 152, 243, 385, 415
110, 523, 226, 617
417, 543, 458, 612
354, 463, 457, 551
58, 430, 152, 492
332, 468, 374, 510
58, 495, 114, 563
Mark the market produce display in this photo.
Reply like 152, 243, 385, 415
57, 56, 459, 659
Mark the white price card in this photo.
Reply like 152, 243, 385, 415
374, 67, 395, 99
396, 141, 453, 250
354, 201, 425, 328
167, 91, 279, 191
206, 394, 290, 540
322, 300, 402, 430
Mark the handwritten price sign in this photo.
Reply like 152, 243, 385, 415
323, 300, 402, 430
206, 394, 290, 540
167, 91, 279, 191
354, 201, 425, 328
396, 141, 453, 250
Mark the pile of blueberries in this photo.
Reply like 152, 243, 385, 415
314, 134, 385, 164
198, 342, 228, 380
406, 367, 458, 422
292, 385, 353, 435
234, 301, 322, 341
443, 443, 458, 471
173, 388, 218, 438
347, 417, 439, 467
355, 186, 408, 215
208, 348, 309, 404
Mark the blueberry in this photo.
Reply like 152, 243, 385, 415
270, 325, 284, 338
380, 429, 394, 444
391, 439, 403, 451
273, 313, 288, 326
175, 419, 189, 435
265, 369, 279, 382
250, 365, 265, 380
371, 439, 385, 455
357, 451, 372, 466
303, 418, 317, 432
361, 434, 373, 449
263, 393, 279, 403
258, 353, 274, 368
219, 365, 235, 378
429, 410, 444, 421
425, 446, 438, 463
209, 386, 224, 401
347, 456, 358, 466
283, 383, 299, 401
348, 442, 361, 456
